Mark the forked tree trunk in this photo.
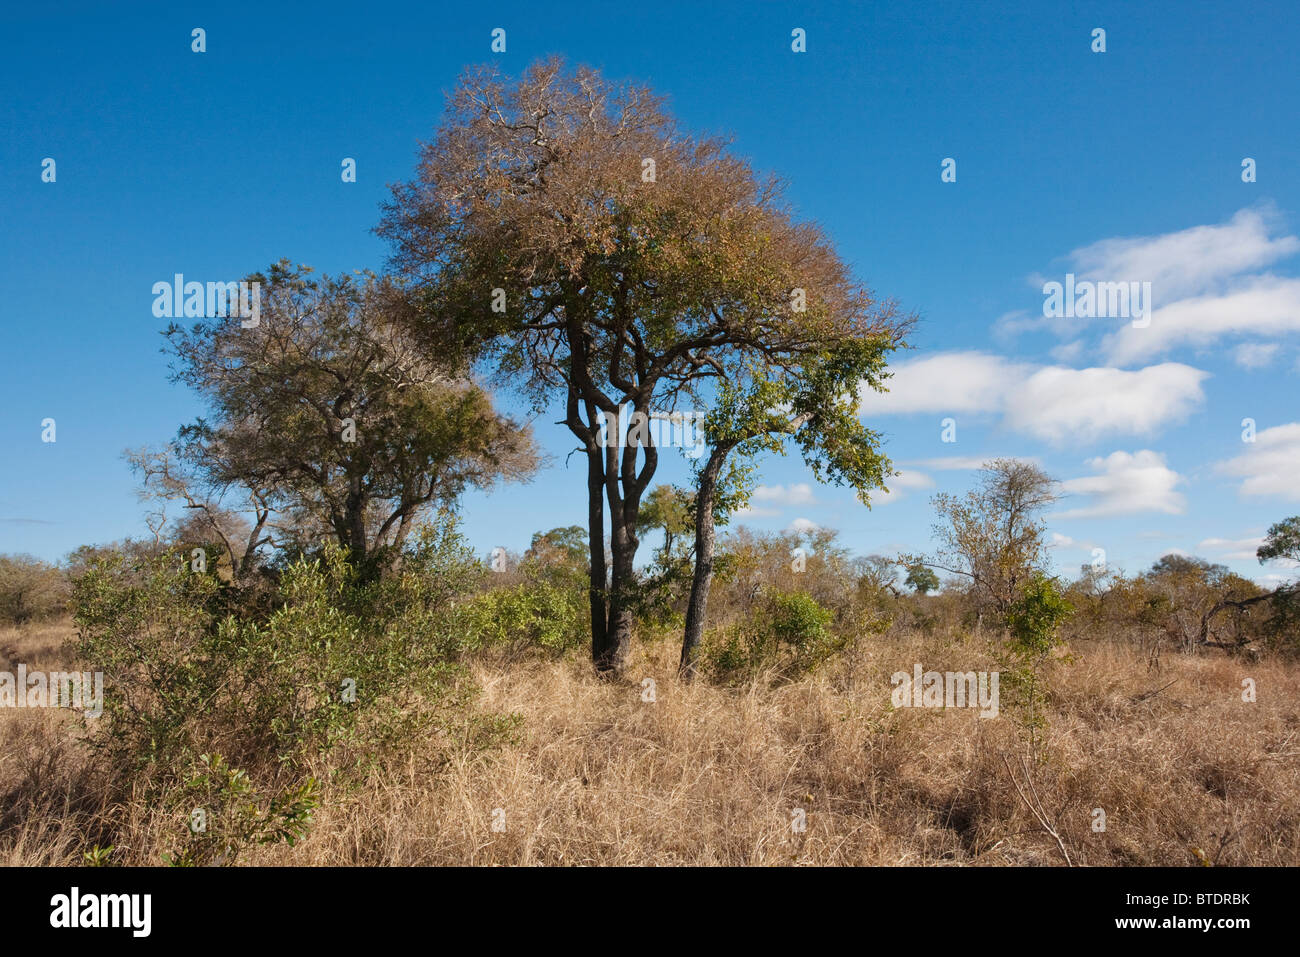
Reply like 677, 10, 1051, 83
599, 450, 646, 674
591, 399, 657, 675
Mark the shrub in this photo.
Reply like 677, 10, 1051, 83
0, 554, 69, 625
999, 572, 1073, 750
703, 589, 842, 684
71, 524, 512, 865
461, 580, 587, 657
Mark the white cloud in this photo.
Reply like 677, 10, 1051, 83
1231, 342, 1281, 369
1055, 450, 1186, 519
1197, 535, 1266, 561
735, 483, 819, 518
1049, 340, 1086, 363
1005, 363, 1208, 443
1067, 206, 1300, 301
888, 470, 935, 490
1048, 532, 1102, 554
732, 505, 779, 518
1215, 422, 1300, 500
1260, 572, 1300, 587
874, 469, 935, 506
787, 517, 819, 534
1012, 209, 1300, 365
862, 351, 1207, 444
1102, 275, 1300, 365
991, 309, 1053, 344
751, 483, 818, 506
863, 352, 1030, 415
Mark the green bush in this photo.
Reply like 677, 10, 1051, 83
703, 589, 842, 684
999, 572, 1074, 750
461, 579, 587, 656
0, 553, 70, 625
71, 525, 513, 865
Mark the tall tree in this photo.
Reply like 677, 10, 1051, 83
904, 562, 940, 595
679, 336, 903, 678
160, 261, 538, 577
380, 59, 908, 672
1257, 517, 1300, 565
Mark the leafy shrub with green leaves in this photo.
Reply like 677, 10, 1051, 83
703, 589, 843, 684
72, 523, 512, 864
460, 579, 587, 657
162, 754, 319, 867
0, 553, 70, 625
998, 572, 1074, 750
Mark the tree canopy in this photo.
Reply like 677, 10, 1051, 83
380, 58, 909, 671
155, 261, 538, 578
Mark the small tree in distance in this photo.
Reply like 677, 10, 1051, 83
905, 562, 939, 595
905, 458, 1058, 626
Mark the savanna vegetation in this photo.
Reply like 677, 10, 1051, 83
2, 60, 1296, 866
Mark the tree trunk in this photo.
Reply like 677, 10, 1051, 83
679, 441, 735, 679
602, 537, 636, 673
596, 402, 654, 675
586, 440, 611, 669
600, 456, 641, 675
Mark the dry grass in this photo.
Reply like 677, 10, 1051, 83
2, 620, 1298, 866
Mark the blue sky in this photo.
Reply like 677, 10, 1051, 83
2, 0, 1298, 585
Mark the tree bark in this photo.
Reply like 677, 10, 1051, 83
603, 536, 636, 673
679, 440, 735, 679
586, 433, 611, 669
599, 435, 637, 675
596, 401, 656, 674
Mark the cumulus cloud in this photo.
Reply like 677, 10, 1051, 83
787, 517, 819, 534
1006, 363, 1208, 442
1055, 450, 1186, 518
1215, 422, 1300, 500
735, 483, 819, 518
1067, 206, 1300, 301
863, 352, 1030, 416
861, 352, 1207, 444
1102, 275, 1300, 365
